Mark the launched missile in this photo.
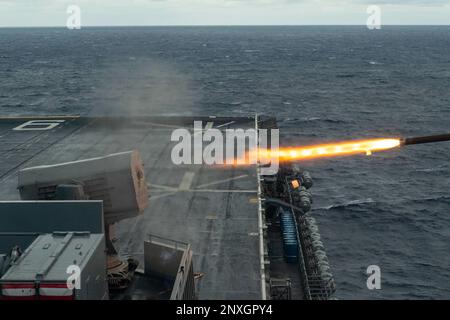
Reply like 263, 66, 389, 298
401, 134, 450, 147
235, 133, 450, 164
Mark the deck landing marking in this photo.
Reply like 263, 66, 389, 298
178, 172, 196, 191
195, 174, 248, 189
148, 183, 177, 191
150, 192, 177, 200
187, 189, 256, 193
193, 121, 214, 136
13, 120, 65, 131
150, 188, 256, 199
148, 172, 256, 199
145, 122, 190, 129
216, 121, 235, 128
205, 122, 214, 130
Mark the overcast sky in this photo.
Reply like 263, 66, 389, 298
0, 0, 449, 27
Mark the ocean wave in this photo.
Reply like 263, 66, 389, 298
26, 92, 51, 97
314, 198, 376, 211
336, 74, 356, 78
0, 103, 25, 108
282, 117, 348, 124
411, 195, 450, 204
314, 195, 450, 212
414, 164, 448, 173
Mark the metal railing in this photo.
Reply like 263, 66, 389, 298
284, 178, 336, 300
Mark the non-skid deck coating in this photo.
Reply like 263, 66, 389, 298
0, 116, 262, 299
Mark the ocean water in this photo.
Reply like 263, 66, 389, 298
1, 26, 449, 299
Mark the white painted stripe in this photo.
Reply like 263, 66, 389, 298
149, 183, 178, 191
0, 115, 79, 120
2, 288, 35, 296
193, 121, 214, 136
195, 174, 249, 189
205, 122, 214, 130
186, 189, 256, 193
150, 192, 177, 200
39, 288, 72, 296
178, 172, 195, 191
150, 188, 256, 196
216, 121, 235, 128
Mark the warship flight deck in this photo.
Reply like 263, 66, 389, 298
0, 116, 268, 299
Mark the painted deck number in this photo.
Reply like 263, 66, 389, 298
13, 120, 65, 131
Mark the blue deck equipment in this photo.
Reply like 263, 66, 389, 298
279, 209, 300, 263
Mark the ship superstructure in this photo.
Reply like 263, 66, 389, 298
0, 115, 335, 300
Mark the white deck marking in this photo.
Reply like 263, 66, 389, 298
216, 121, 235, 128
149, 183, 178, 191
150, 192, 177, 200
149, 187, 256, 196
195, 174, 248, 189
185, 189, 256, 193
178, 171, 196, 191
149, 172, 256, 196
13, 120, 65, 131
151, 189, 176, 193
193, 121, 214, 136
146, 122, 189, 129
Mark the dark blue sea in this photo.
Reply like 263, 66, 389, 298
1, 26, 449, 299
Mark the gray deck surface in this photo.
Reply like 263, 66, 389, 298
0, 116, 262, 299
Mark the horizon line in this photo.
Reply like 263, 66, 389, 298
1, 24, 450, 28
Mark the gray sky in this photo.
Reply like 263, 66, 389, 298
0, 0, 449, 27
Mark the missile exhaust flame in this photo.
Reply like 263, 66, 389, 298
249, 138, 401, 163
227, 133, 450, 165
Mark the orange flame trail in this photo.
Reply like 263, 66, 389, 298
253, 138, 401, 163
